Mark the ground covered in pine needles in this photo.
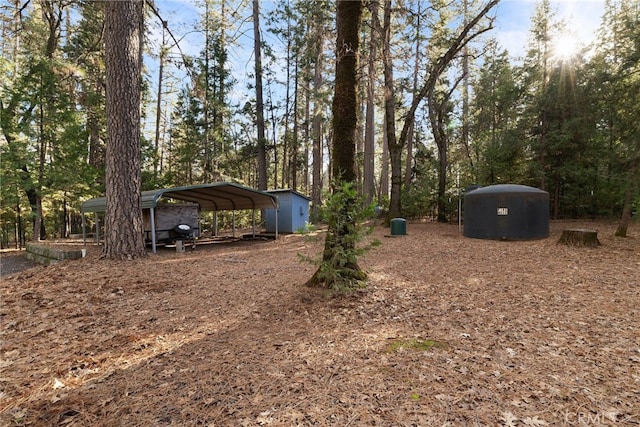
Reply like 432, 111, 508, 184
1, 220, 639, 426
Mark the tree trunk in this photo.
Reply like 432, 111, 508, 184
62, 195, 68, 238
330, 2, 360, 182
307, 0, 364, 289
34, 98, 46, 241
379, 0, 402, 219
405, 2, 422, 188
310, 21, 324, 219
302, 58, 311, 195
217, 0, 227, 175
380, 120, 389, 202
102, 0, 146, 260
553, 176, 561, 220
16, 199, 23, 250
363, 1, 377, 205
292, 57, 300, 191
253, 0, 268, 191
203, 1, 212, 183
281, 14, 292, 189
87, 78, 105, 173
461, 0, 473, 172
430, 93, 449, 223
153, 21, 166, 181
615, 157, 639, 237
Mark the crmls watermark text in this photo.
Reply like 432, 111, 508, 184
562, 410, 637, 425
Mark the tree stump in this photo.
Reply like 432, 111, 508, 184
558, 229, 601, 247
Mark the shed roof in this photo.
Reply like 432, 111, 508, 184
81, 182, 279, 213
265, 188, 312, 200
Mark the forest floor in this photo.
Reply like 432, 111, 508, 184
1, 220, 639, 426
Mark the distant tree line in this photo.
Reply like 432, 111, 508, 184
1, 0, 638, 247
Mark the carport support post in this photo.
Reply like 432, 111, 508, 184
150, 207, 157, 253
213, 211, 218, 237
232, 210, 236, 238
252, 209, 256, 237
95, 213, 100, 244
82, 213, 86, 246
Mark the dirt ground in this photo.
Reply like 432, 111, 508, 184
0, 252, 38, 278
1, 220, 639, 426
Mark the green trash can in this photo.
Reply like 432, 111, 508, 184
390, 218, 406, 236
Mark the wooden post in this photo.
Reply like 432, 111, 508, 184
558, 229, 601, 247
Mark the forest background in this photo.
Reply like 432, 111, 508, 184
1, 0, 638, 247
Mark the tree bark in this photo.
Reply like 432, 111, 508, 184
429, 93, 449, 222
307, 0, 364, 289
380, 118, 389, 203
303, 79, 310, 194
292, 57, 299, 191
203, 1, 212, 183
330, 1, 361, 183
102, 0, 146, 260
405, 1, 422, 188
363, 1, 377, 205
378, 0, 402, 218
615, 157, 639, 237
281, 13, 292, 189
430, 73, 464, 223
310, 20, 325, 219
153, 21, 167, 181
461, 0, 473, 173
253, 0, 268, 191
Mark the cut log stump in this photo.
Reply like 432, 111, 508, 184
558, 229, 601, 247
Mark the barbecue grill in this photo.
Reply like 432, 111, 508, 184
174, 223, 196, 250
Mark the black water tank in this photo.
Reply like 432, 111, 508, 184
463, 184, 549, 240
465, 185, 483, 194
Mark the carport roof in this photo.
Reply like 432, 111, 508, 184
81, 182, 279, 213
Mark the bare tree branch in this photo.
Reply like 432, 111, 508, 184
398, 0, 500, 149
144, 0, 195, 79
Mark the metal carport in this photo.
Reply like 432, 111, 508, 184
80, 182, 279, 253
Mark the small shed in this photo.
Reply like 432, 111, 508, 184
265, 189, 311, 233
463, 184, 549, 240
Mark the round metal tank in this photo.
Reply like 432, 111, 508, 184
463, 184, 549, 240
